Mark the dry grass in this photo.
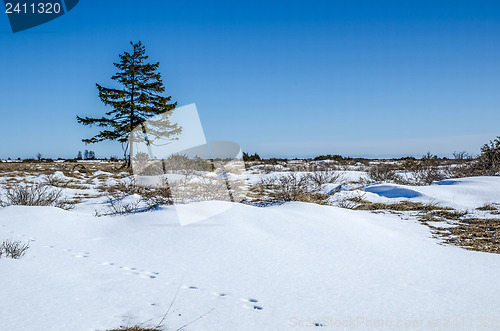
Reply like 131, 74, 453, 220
425, 217, 500, 254
0, 161, 126, 178
427, 209, 467, 220
250, 172, 338, 204
351, 199, 445, 212
477, 203, 498, 211
368, 163, 398, 183
295, 192, 330, 205
95, 177, 173, 216
2, 160, 499, 255
0, 183, 73, 210
1, 238, 30, 259
340, 196, 500, 254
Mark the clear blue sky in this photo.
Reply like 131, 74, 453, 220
1, 0, 499, 159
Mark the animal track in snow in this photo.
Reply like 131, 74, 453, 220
242, 303, 263, 310
74, 252, 90, 258
184, 286, 263, 311
4, 232, 263, 312
241, 298, 258, 303
3, 234, 159, 281
99, 262, 159, 279
98, 262, 118, 268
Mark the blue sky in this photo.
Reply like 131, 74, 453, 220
1, 0, 499, 159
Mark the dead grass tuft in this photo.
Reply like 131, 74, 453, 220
477, 203, 498, 211
0, 183, 73, 210
427, 218, 500, 254
353, 199, 444, 212
1, 238, 30, 259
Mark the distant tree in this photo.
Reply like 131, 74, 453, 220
477, 136, 500, 175
243, 152, 261, 162
76, 151, 83, 160
313, 154, 343, 162
76, 41, 181, 168
36, 153, 42, 161
88, 151, 96, 160
453, 151, 468, 161
84, 150, 89, 160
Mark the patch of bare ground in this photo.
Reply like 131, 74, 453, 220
351, 198, 446, 212
0, 161, 126, 178
418, 212, 499, 254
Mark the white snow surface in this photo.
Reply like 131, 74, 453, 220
1, 194, 500, 330
364, 176, 500, 210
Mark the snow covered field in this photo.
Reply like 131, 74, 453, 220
1, 162, 499, 330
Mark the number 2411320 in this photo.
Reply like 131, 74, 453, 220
5, 2, 62, 14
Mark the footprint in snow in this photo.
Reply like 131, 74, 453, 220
243, 304, 263, 311
241, 298, 263, 310
109, 265, 159, 279
140, 272, 158, 279
241, 298, 259, 303
181, 285, 201, 291
74, 252, 90, 258
100, 262, 114, 266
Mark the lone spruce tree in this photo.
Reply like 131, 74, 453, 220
77, 41, 181, 168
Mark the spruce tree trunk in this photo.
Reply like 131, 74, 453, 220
128, 139, 133, 169
128, 78, 135, 170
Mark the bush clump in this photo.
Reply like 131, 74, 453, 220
97, 177, 173, 216
402, 153, 447, 185
163, 154, 213, 173
0, 183, 73, 210
254, 171, 340, 204
449, 136, 500, 178
368, 163, 398, 183
0, 239, 30, 259
476, 136, 500, 175
259, 173, 308, 202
